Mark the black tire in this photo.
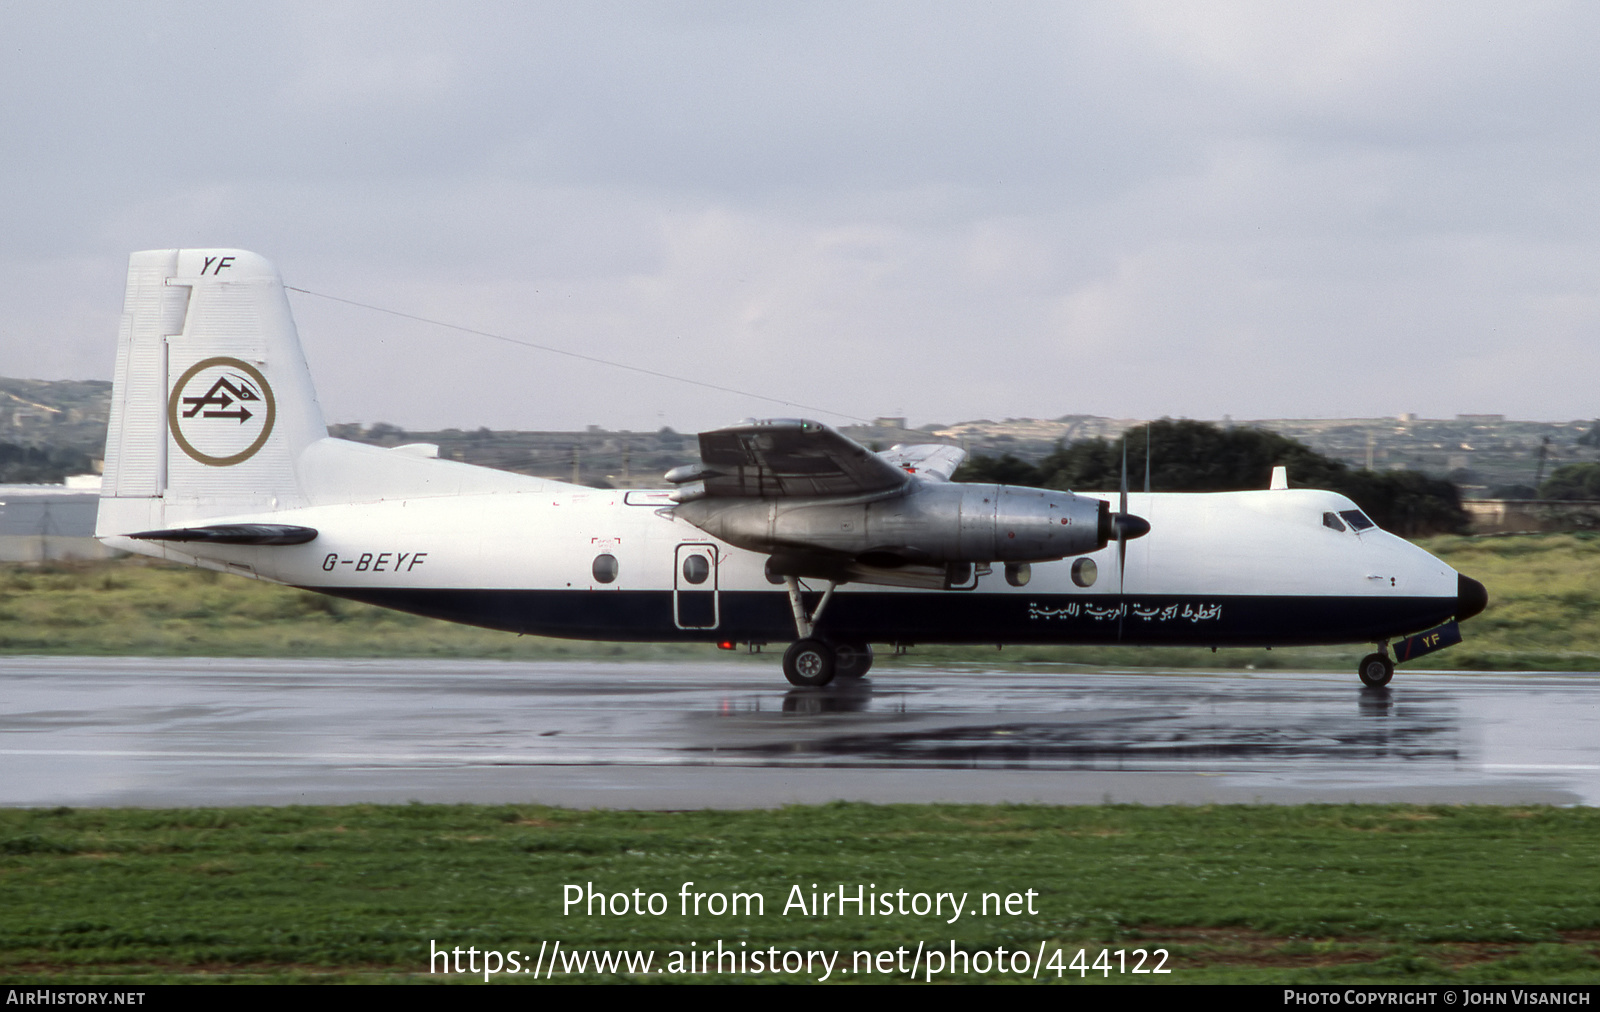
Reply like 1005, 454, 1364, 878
783, 638, 837, 687
834, 641, 874, 679
1358, 652, 1394, 688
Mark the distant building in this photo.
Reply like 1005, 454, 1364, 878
0, 485, 114, 561
1463, 499, 1600, 534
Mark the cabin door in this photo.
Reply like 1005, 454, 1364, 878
673, 543, 720, 630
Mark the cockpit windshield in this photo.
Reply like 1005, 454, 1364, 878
1338, 509, 1376, 532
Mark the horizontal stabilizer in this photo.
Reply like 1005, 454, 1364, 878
127, 524, 318, 546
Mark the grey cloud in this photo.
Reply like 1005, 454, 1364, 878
4, 2, 1600, 431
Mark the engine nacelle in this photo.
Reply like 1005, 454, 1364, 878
673, 482, 1109, 566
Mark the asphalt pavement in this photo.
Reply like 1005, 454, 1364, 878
2, 657, 1595, 808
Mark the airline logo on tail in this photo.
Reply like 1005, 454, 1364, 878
167, 356, 276, 466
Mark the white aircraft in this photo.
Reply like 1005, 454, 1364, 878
96, 249, 1487, 689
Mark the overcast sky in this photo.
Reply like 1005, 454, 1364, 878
3, 2, 1599, 432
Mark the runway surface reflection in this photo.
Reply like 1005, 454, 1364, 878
2, 657, 1596, 808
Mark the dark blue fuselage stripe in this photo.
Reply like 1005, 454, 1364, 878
309, 587, 1457, 647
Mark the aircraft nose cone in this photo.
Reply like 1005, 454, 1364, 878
1457, 573, 1488, 621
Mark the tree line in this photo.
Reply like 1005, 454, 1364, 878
1538, 463, 1600, 500
952, 419, 1470, 536
0, 442, 95, 485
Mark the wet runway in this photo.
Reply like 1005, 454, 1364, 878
3, 656, 1598, 808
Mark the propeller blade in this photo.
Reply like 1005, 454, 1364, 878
1118, 441, 1128, 640
1120, 439, 1129, 517
1144, 425, 1151, 495
1117, 529, 1127, 640
1118, 524, 1127, 594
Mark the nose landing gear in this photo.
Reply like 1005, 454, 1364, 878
1358, 648, 1395, 688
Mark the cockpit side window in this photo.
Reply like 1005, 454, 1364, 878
1322, 511, 1346, 532
1339, 509, 1376, 532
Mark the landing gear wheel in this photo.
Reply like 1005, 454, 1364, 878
783, 638, 837, 687
834, 641, 873, 679
1358, 653, 1395, 688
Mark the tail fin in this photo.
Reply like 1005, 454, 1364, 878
97, 249, 327, 536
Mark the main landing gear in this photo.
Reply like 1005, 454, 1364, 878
1358, 647, 1395, 688
782, 638, 835, 687
835, 641, 873, 679
778, 578, 874, 687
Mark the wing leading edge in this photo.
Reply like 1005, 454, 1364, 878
665, 419, 963, 501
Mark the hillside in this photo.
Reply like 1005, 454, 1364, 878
1, 375, 1592, 493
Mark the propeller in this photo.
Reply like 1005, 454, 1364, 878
1111, 436, 1151, 641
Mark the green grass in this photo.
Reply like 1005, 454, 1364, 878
3, 803, 1600, 983
0, 557, 721, 661
1415, 533, 1600, 670
3, 534, 1599, 670
7, 543, 1600, 984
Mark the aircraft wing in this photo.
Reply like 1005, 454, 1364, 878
877, 443, 966, 482
667, 419, 912, 499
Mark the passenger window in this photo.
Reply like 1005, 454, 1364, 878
1071, 558, 1097, 588
682, 554, 710, 585
1323, 512, 1346, 532
592, 554, 618, 584
1339, 510, 1376, 532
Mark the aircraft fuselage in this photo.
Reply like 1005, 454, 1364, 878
94, 249, 1485, 688
112, 477, 1469, 649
